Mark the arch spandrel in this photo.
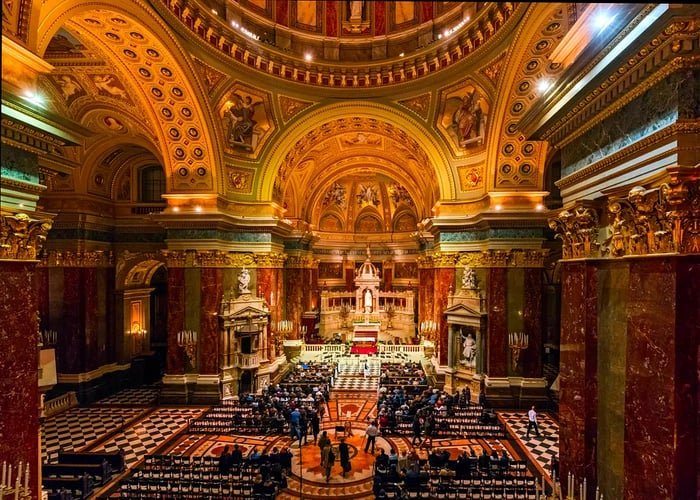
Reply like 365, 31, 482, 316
36, 0, 223, 196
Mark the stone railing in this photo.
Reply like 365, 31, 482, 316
235, 352, 261, 369
42, 391, 78, 418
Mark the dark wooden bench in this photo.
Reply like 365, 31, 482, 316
43, 460, 111, 484
42, 473, 93, 499
57, 449, 125, 473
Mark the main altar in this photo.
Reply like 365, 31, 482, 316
318, 246, 416, 344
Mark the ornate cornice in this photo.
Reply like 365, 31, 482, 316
0, 211, 53, 261
556, 122, 700, 191
38, 250, 114, 268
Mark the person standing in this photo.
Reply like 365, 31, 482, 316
322, 441, 335, 482
364, 420, 379, 454
411, 414, 422, 446
527, 405, 540, 437
339, 437, 350, 477
310, 410, 320, 445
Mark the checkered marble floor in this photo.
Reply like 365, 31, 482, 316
94, 386, 161, 406
42, 407, 146, 462
332, 359, 380, 391
499, 411, 559, 479
90, 407, 205, 467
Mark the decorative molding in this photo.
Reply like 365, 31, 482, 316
278, 95, 315, 123
39, 250, 114, 268
285, 255, 318, 269
0, 211, 53, 261
396, 93, 432, 120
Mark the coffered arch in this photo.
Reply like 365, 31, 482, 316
35, 0, 223, 195
260, 102, 457, 216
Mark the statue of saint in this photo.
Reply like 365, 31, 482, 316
462, 266, 476, 289
461, 331, 476, 367
238, 268, 251, 294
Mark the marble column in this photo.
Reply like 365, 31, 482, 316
559, 262, 598, 498
522, 268, 543, 378
166, 267, 186, 375
60, 268, 86, 374
199, 267, 223, 375
0, 261, 40, 500
435, 267, 455, 366
486, 267, 507, 377
623, 256, 699, 500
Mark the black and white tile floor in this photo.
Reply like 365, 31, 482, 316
499, 411, 559, 478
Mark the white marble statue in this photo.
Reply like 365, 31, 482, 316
238, 267, 251, 294
461, 331, 476, 367
462, 266, 476, 289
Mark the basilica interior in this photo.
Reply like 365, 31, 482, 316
1, 2, 699, 499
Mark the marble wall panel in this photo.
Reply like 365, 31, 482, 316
285, 268, 305, 338
0, 261, 40, 500
418, 268, 434, 326
523, 268, 543, 378
36, 267, 49, 331
596, 263, 627, 500
199, 268, 223, 374
83, 267, 100, 372
166, 267, 185, 374
325, 1, 338, 37
487, 267, 507, 377
60, 268, 84, 373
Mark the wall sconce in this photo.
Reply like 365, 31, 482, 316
419, 320, 438, 342
509, 331, 529, 370
126, 324, 147, 355
177, 330, 198, 365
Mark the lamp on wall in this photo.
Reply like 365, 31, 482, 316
40, 330, 58, 348
508, 331, 529, 370
177, 330, 198, 365
127, 323, 147, 355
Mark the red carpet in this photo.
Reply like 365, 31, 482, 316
350, 345, 377, 355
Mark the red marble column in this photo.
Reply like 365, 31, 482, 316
383, 263, 393, 291
36, 267, 49, 331
285, 268, 305, 338
60, 268, 85, 373
559, 262, 598, 497
418, 267, 434, 326
486, 267, 508, 377
435, 267, 455, 366
522, 268, 543, 378
199, 267, 223, 375
166, 267, 186, 375
623, 256, 699, 500
82, 267, 100, 372
0, 261, 40, 500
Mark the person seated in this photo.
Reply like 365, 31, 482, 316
500, 450, 510, 475
478, 449, 491, 473
388, 449, 399, 472
218, 445, 232, 474
428, 449, 442, 468
439, 449, 451, 467
376, 448, 390, 471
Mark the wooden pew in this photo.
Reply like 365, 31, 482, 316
57, 449, 125, 473
43, 460, 112, 484
42, 473, 93, 499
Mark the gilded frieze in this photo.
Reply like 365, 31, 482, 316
285, 255, 318, 269
480, 250, 510, 268
0, 212, 52, 261
254, 253, 287, 268
39, 250, 114, 268
192, 58, 227, 95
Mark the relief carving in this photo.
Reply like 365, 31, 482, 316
0, 212, 52, 260
548, 206, 600, 260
